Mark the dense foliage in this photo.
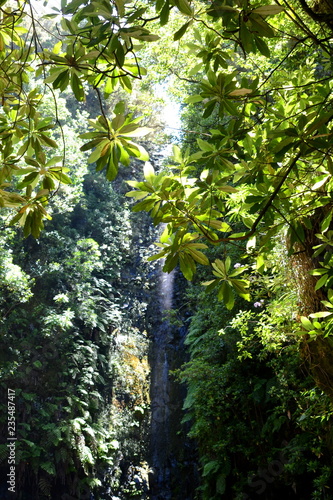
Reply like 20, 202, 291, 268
0, 158, 156, 497
0, 0, 332, 311
176, 243, 333, 498
1, 0, 333, 499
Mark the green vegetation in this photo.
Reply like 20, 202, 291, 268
0, 0, 333, 498
0, 163, 155, 497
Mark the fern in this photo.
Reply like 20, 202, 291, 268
39, 477, 52, 496
41, 461, 56, 476
55, 447, 69, 464
202, 460, 220, 477
216, 474, 226, 495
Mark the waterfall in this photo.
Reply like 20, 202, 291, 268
159, 267, 175, 312
149, 262, 175, 499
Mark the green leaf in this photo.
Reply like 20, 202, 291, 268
70, 72, 85, 101
120, 126, 152, 138
114, 101, 126, 114
114, 0, 125, 15
43, 176, 55, 190
45, 156, 63, 167
240, 22, 253, 53
321, 210, 333, 233
255, 36, 270, 57
172, 145, 182, 163
312, 175, 329, 190
24, 157, 40, 168
315, 274, 328, 290
225, 256, 231, 273
105, 151, 118, 181
125, 190, 147, 200
309, 268, 329, 276
197, 138, 214, 152
80, 138, 106, 152
51, 171, 72, 184
306, 111, 333, 136
219, 185, 238, 193
160, 0, 170, 25
249, 16, 275, 37
163, 253, 180, 273
116, 43, 125, 67
138, 33, 160, 42
218, 281, 234, 309
228, 88, 252, 97
118, 145, 130, 166
188, 63, 203, 76
88, 140, 110, 163
15, 167, 36, 176
207, 4, 238, 16
112, 114, 126, 130
309, 311, 333, 318
256, 255, 265, 273
174, 21, 192, 41
179, 252, 196, 280
147, 250, 168, 262
202, 460, 219, 477
230, 278, 248, 294
185, 247, 209, 265
229, 266, 247, 277
39, 134, 58, 148
212, 259, 226, 277
17, 172, 40, 189
301, 316, 313, 331
176, 0, 193, 16
203, 100, 217, 118
125, 142, 149, 161
186, 94, 203, 104
216, 474, 226, 495
44, 68, 66, 85
252, 5, 284, 15
52, 69, 70, 91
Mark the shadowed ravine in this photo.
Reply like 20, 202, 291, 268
149, 263, 175, 499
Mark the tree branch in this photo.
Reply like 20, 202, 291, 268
197, 152, 302, 243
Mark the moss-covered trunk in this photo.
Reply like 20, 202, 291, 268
291, 215, 333, 402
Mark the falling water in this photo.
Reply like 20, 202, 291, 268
149, 261, 175, 499
159, 267, 175, 312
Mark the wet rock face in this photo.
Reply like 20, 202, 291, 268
148, 266, 199, 500
108, 214, 198, 499
148, 266, 175, 500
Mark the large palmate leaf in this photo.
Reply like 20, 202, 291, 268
80, 109, 151, 180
